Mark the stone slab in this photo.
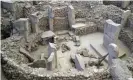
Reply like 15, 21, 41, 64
74, 54, 85, 71
68, 5, 75, 28
41, 31, 55, 39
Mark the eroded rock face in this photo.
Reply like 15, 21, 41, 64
119, 28, 133, 53
110, 59, 132, 80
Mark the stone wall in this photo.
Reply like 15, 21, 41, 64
73, 22, 97, 35
38, 17, 49, 31
53, 5, 69, 31
53, 6, 68, 17
2, 56, 111, 80
119, 28, 133, 53
54, 17, 69, 31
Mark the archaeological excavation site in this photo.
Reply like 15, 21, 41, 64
1, 0, 133, 80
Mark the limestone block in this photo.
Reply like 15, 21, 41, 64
14, 18, 30, 41
68, 5, 75, 28
110, 59, 132, 80
47, 52, 55, 62
47, 42, 57, 70
74, 54, 85, 71
30, 14, 39, 33
104, 19, 121, 40
19, 47, 34, 62
108, 43, 119, 66
41, 31, 55, 45
103, 34, 114, 48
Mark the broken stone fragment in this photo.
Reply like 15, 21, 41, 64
73, 36, 80, 46
74, 54, 85, 71
77, 48, 89, 57
19, 47, 34, 62
61, 43, 70, 53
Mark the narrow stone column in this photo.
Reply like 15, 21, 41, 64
103, 19, 121, 49
47, 43, 57, 70
48, 5, 54, 31
23, 18, 30, 42
121, 10, 131, 28
108, 43, 119, 66
68, 5, 75, 28
30, 13, 39, 33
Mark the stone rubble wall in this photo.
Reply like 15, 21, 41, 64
54, 17, 69, 31
2, 56, 111, 80
127, 13, 133, 30
38, 17, 49, 31
73, 22, 97, 35
53, 6, 68, 17
119, 28, 133, 53
53, 6, 69, 31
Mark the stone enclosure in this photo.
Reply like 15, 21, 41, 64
1, 1, 133, 80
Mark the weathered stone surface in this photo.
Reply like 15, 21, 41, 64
61, 43, 70, 53
30, 11, 48, 33
41, 31, 55, 45
54, 17, 69, 31
121, 10, 131, 28
108, 43, 119, 66
23, 3, 36, 18
119, 28, 133, 52
13, 18, 31, 39
1, 1, 15, 12
110, 59, 132, 80
48, 5, 54, 31
74, 54, 85, 71
77, 48, 89, 57
103, 19, 121, 48
47, 43, 57, 70
72, 22, 97, 35
53, 6, 68, 17
127, 13, 133, 30
68, 5, 75, 28
19, 47, 34, 62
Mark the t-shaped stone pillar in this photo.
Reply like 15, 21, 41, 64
108, 43, 119, 66
103, 19, 121, 49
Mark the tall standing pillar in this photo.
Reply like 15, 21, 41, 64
48, 5, 54, 31
68, 5, 75, 28
108, 43, 119, 66
103, 19, 121, 49
30, 13, 40, 33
